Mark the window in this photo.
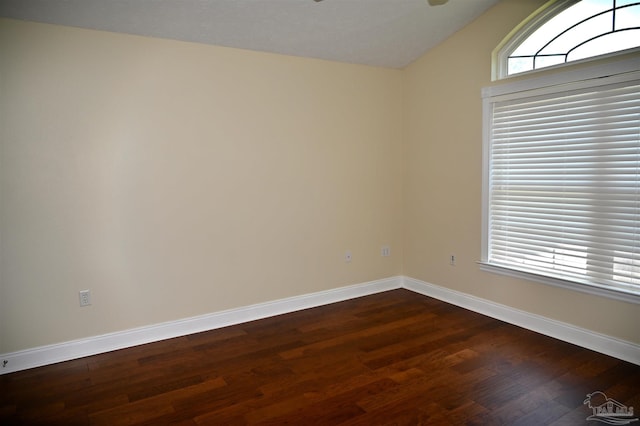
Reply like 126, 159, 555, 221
481, 58, 640, 302
495, 0, 640, 79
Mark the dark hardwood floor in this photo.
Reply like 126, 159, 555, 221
2, 289, 639, 425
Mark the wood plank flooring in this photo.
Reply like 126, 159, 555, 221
2, 289, 639, 425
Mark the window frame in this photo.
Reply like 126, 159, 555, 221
493, 0, 640, 81
480, 55, 640, 304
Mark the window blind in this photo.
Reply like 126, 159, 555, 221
486, 75, 640, 296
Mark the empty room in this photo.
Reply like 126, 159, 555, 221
1, 0, 639, 424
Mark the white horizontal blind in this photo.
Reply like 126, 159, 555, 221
487, 76, 640, 296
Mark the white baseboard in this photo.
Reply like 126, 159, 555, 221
2, 275, 637, 374
0, 276, 402, 374
402, 276, 640, 366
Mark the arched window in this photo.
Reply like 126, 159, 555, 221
482, 1, 640, 302
495, 0, 640, 79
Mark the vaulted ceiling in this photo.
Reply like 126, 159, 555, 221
0, 0, 500, 68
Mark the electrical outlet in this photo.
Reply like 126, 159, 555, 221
450, 255, 456, 266
381, 246, 391, 257
79, 290, 91, 307
345, 250, 352, 263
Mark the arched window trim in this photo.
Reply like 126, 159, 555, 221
492, 0, 640, 81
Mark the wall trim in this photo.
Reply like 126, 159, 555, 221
2, 275, 638, 374
402, 276, 640, 366
0, 276, 402, 374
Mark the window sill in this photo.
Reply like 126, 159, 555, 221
478, 262, 640, 305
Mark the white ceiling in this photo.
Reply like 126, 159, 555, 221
0, 0, 500, 69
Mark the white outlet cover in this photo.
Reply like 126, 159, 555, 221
79, 290, 91, 307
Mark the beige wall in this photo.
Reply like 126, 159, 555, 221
403, 0, 640, 344
0, 19, 403, 353
2, 0, 639, 355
